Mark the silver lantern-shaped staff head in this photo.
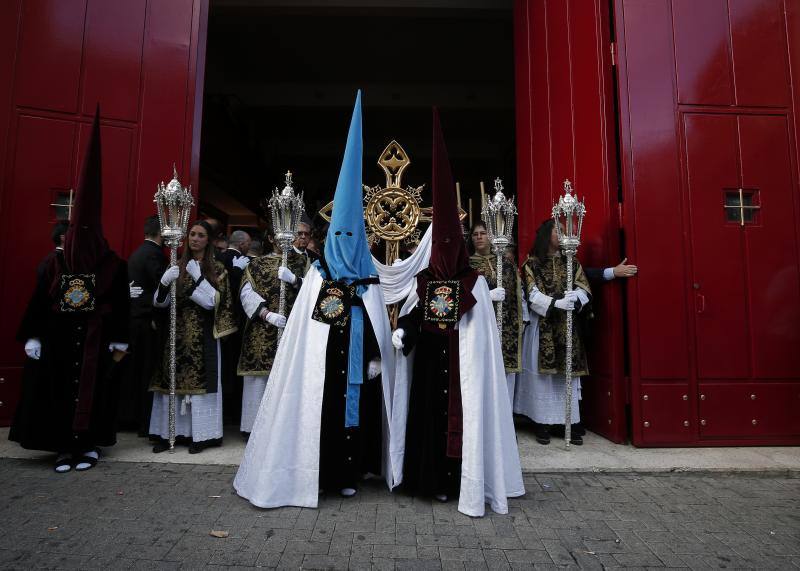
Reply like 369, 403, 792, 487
482, 177, 517, 252
269, 171, 305, 252
154, 165, 194, 249
552, 179, 586, 256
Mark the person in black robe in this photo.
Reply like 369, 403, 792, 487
119, 215, 167, 435
10, 108, 130, 473
36, 221, 67, 280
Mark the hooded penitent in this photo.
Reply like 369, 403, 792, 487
64, 106, 109, 275
416, 108, 478, 330
317, 90, 375, 428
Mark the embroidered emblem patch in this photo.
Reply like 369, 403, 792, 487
423, 280, 461, 327
59, 274, 96, 312
312, 281, 353, 326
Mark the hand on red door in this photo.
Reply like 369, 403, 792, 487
612, 258, 638, 278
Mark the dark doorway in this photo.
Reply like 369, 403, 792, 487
199, 1, 515, 238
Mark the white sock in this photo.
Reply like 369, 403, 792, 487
75, 449, 99, 471
340, 487, 357, 497
55, 454, 71, 473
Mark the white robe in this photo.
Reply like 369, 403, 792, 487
233, 265, 396, 508
514, 284, 589, 424
389, 275, 525, 517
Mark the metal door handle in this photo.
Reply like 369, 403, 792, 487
696, 293, 706, 313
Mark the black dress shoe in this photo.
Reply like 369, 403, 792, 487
188, 437, 222, 454
534, 426, 551, 445
569, 435, 583, 446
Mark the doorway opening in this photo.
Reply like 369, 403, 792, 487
199, 1, 515, 252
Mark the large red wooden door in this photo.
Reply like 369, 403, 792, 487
514, 0, 626, 442
615, 0, 800, 445
0, 0, 207, 425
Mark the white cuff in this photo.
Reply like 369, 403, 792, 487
603, 267, 615, 281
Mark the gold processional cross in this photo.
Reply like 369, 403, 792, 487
319, 140, 466, 324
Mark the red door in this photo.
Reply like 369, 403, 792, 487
0, 0, 207, 425
615, 0, 800, 445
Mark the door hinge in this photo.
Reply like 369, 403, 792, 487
610, 42, 617, 66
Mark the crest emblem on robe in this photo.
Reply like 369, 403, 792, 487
423, 280, 461, 328
59, 274, 96, 312
312, 281, 354, 326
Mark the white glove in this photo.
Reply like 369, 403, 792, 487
278, 266, 296, 284
186, 259, 202, 281
367, 359, 381, 380
489, 287, 506, 302
108, 342, 128, 353
554, 291, 578, 311
160, 265, 180, 286
391, 329, 405, 350
24, 338, 41, 360
129, 281, 143, 299
260, 309, 286, 328
392, 258, 403, 266
233, 256, 250, 270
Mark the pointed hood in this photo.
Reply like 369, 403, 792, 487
428, 107, 470, 280
323, 90, 376, 282
64, 106, 109, 273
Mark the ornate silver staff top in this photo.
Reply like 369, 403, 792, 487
269, 171, 305, 250
482, 177, 518, 248
154, 165, 195, 248
552, 179, 586, 255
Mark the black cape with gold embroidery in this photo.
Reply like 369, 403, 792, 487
522, 254, 591, 376
237, 251, 308, 376
469, 253, 523, 373
150, 260, 237, 395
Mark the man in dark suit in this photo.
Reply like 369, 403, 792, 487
121, 216, 167, 435
584, 258, 638, 282
220, 230, 252, 425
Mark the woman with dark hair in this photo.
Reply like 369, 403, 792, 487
237, 223, 309, 437
516, 219, 592, 445
468, 221, 526, 405
149, 220, 238, 453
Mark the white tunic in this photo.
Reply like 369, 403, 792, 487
233, 265, 396, 509
514, 284, 589, 425
390, 276, 525, 517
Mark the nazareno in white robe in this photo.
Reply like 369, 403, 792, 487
233, 264, 396, 509
389, 275, 525, 517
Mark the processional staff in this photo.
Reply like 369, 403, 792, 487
154, 166, 194, 451
552, 179, 586, 450
267, 171, 305, 343
481, 178, 517, 339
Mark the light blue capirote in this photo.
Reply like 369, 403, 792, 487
315, 90, 376, 428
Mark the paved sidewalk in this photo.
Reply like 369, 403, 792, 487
0, 458, 798, 569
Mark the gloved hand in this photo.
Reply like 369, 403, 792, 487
278, 266, 296, 284
186, 259, 202, 281
489, 287, 506, 302
24, 338, 41, 360
367, 359, 381, 380
554, 290, 579, 311
233, 255, 250, 270
160, 265, 180, 286
129, 281, 143, 299
392, 258, 403, 266
108, 342, 128, 353
391, 329, 405, 350
260, 309, 287, 328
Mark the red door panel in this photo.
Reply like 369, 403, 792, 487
730, 0, 790, 107
672, 0, 734, 106
82, 0, 147, 122
683, 114, 750, 379
738, 115, 800, 378
699, 383, 800, 438
638, 384, 693, 444
14, 0, 86, 113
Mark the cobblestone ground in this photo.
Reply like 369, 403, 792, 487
0, 458, 798, 570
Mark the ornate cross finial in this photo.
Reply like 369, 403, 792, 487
563, 179, 574, 194
494, 177, 504, 194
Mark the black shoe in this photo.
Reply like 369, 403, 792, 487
569, 435, 583, 446
188, 437, 222, 454
152, 439, 170, 453
534, 426, 551, 445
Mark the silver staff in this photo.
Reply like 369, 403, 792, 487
482, 178, 517, 339
268, 171, 305, 342
552, 179, 586, 450
154, 166, 194, 451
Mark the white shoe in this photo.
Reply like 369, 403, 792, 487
340, 487, 357, 497
435, 494, 448, 502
